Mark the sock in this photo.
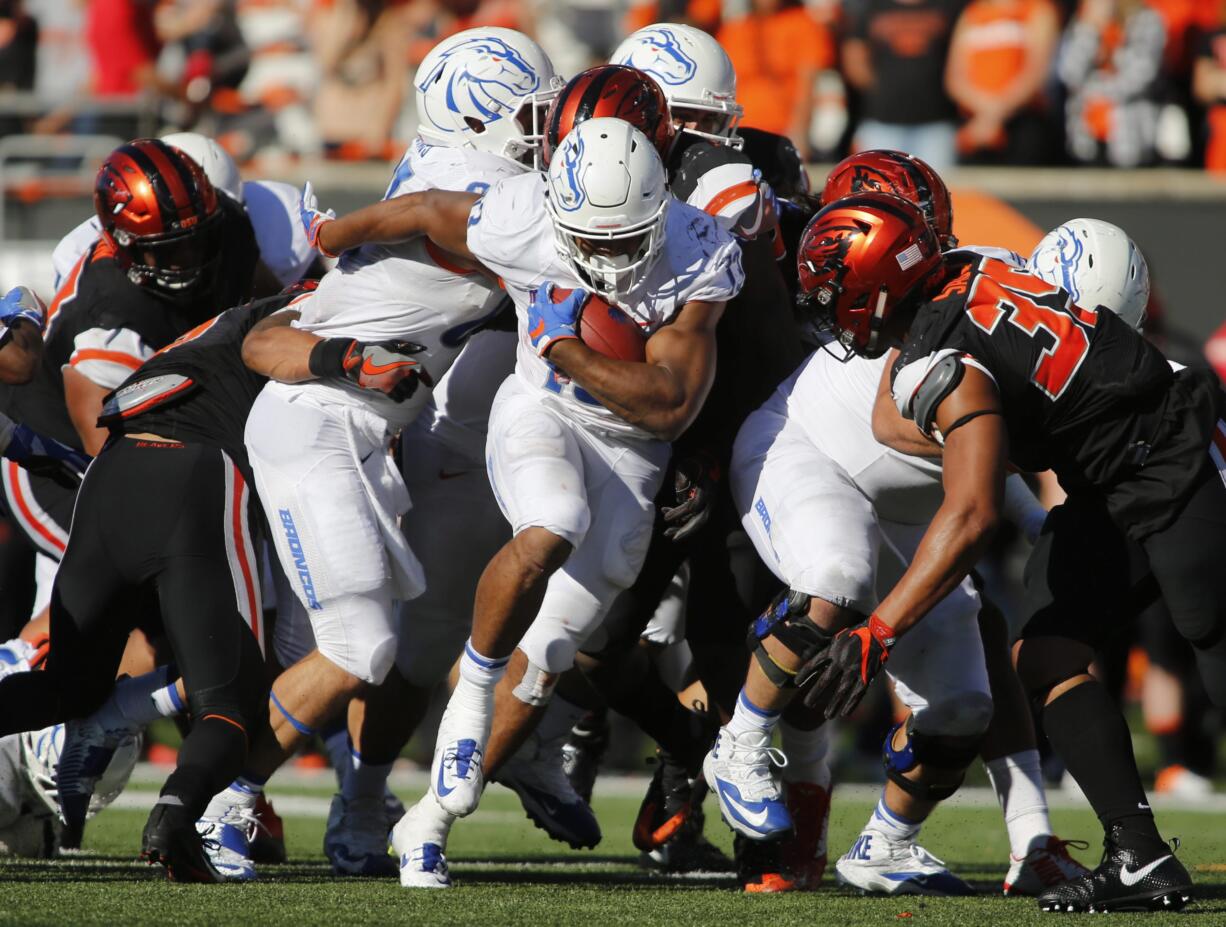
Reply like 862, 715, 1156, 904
342, 748, 394, 803
867, 794, 921, 843
779, 721, 832, 786
408, 791, 456, 846
160, 717, 249, 820
725, 690, 781, 739
321, 721, 350, 789
214, 773, 266, 813
534, 694, 587, 744
149, 681, 185, 720
1041, 680, 1162, 847
451, 640, 509, 714
985, 749, 1053, 858
606, 661, 714, 773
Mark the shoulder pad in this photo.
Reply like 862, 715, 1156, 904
893, 348, 965, 438
670, 142, 753, 204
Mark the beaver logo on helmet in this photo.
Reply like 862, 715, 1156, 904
800, 220, 864, 307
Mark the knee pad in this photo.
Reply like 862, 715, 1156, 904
882, 719, 983, 802
511, 657, 558, 707
912, 691, 994, 738
747, 588, 833, 689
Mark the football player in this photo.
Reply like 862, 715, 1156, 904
308, 116, 744, 886
798, 192, 1221, 912
0, 138, 257, 565
194, 28, 566, 881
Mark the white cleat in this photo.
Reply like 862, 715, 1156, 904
430, 701, 490, 817
836, 830, 975, 896
702, 727, 793, 842
324, 794, 397, 876
1003, 835, 1091, 896
195, 788, 260, 882
392, 797, 455, 889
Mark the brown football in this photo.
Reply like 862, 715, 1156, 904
552, 287, 647, 362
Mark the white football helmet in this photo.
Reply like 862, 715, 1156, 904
545, 117, 669, 305
161, 132, 244, 204
611, 23, 743, 146
415, 27, 561, 167
1029, 218, 1150, 330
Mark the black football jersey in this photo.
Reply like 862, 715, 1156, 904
98, 289, 303, 474
894, 252, 1218, 534
0, 199, 258, 450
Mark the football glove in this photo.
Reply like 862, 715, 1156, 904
299, 181, 338, 257
0, 418, 91, 489
309, 337, 429, 403
661, 452, 721, 543
0, 286, 45, 330
527, 283, 587, 357
800, 615, 896, 718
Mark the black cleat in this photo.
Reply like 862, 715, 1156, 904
1037, 825, 1193, 913
641, 789, 734, 873
633, 750, 704, 852
735, 833, 796, 892
561, 710, 609, 805
141, 801, 226, 884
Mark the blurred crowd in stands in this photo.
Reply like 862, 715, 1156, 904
1, 0, 1226, 171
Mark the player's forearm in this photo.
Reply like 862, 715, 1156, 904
547, 340, 703, 441
317, 194, 431, 254
875, 500, 998, 636
241, 312, 316, 383
0, 322, 42, 385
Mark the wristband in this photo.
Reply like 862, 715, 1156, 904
308, 338, 357, 379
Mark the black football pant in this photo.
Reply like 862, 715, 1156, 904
0, 438, 270, 815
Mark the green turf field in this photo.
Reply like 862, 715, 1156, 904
0, 781, 1221, 927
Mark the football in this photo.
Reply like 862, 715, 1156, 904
552, 287, 647, 362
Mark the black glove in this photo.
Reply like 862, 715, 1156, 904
661, 453, 721, 542
800, 615, 896, 718
309, 338, 430, 403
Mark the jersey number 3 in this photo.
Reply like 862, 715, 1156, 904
966, 258, 1097, 400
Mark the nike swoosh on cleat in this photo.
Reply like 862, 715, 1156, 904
1120, 855, 1172, 887
435, 764, 455, 798
716, 781, 770, 828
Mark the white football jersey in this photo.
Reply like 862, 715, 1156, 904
467, 172, 744, 439
417, 328, 517, 463
51, 217, 100, 293
289, 140, 527, 427
766, 350, 945, 525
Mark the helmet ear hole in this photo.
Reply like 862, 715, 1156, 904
464, 117, 487, 134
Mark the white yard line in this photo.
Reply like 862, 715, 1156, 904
123, 763, 1226, 815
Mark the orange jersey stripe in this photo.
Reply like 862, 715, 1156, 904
70, 348, 144, 371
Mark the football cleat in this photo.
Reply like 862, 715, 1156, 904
430, 700, 489, 817
248, 794, 287, 863
195, 788, 260, 881
640, 787, 733, 874
56, 709, 141, 847
324, 794, 397, 876
142, 801, 225, 883
735, 833, 797, 893
633, 750, 701, 852
495, 729, 601, 849
835, 831, 976, 896
781, 780, 832, 889
703, 727, 793, 842
1036, 826, 1193, 913
391, 798, 454, 889
1002, 835, 1090, 896
561, 709, 609, 804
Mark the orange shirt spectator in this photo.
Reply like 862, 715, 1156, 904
624, 0, 722, 35
945, 0, 1060, 163
718, 0, 833, 156
86, 0, 161, 96
1193, 3, 1226, 172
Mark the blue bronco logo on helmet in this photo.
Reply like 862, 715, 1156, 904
552, 134, 586, 213
417, 35, 541, 133
616, 28, 697, 87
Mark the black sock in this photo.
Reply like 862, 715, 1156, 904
160, 716, 248, 820
1154, 729, 1184, 769
607, 669, 714, 774
1041, 680, 1162, 847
